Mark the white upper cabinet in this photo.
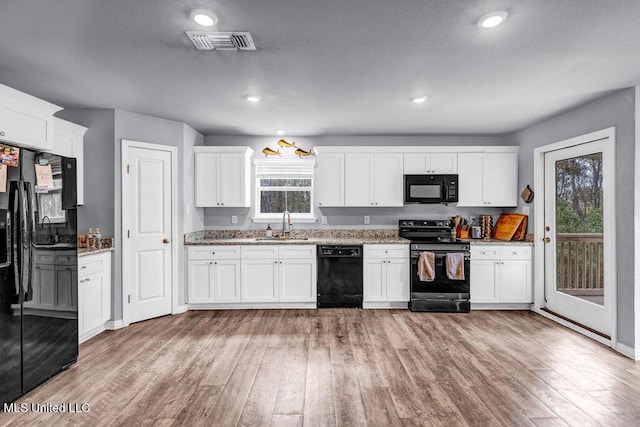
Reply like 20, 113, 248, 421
315, 153, 344, 207
457, 150, 518, 207
403, 152, 457, 174
373, 153, 403, 206
194, 147, 253, 207
53, 118, 87, 205
0, 84, 61, 152
344, 153, 403, 207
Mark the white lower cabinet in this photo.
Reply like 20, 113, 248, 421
188, 258, 241, 303
187, 245, 316, 305
241, 246, 317, 303
363, 245, 409, 305
470, 245, 532, 306
78, 252, 112, 343
188, 246, 242, 303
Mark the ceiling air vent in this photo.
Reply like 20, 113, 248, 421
186, 31, 256, 51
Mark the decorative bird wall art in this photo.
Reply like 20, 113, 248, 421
263, 139, 316, 158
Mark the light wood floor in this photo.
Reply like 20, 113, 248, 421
2, 309, 640, 426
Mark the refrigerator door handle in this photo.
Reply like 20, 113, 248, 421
20, 182, 34, 302
10, 182, 20, 297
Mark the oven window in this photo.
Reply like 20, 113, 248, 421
410, 184, 441, 199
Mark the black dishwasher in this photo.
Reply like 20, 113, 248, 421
317, 245, 363, 308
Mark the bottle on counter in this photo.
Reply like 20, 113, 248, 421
87, 228, 94, 249
266, 224, 272, 238
94, 228, 102, 249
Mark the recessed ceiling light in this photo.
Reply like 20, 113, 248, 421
411, 95, 429, 104
245, 95, 262, 103
478, 11, 508, 28
276, 130, 286, 135
190, 9, 217, 27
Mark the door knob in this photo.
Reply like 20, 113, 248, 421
163, 238, 170, 244
544, 237, 551, 243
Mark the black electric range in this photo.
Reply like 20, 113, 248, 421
399, 220, 471, 313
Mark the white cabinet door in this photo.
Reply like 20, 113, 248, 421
72, 137, 85, 206
100, 264, 111, 324
316, 153, 344, 207
82, 274, 105, 333
219, 153, 246, 207
403, 153, 431, 173
457, 153, 484, 207
213, 260, 241, 303
194, 152, 220, 207
498, 260, 531, 303
470, 260, 498, 303
279, 259, 317, 302
0, 84, 60, 152
483, 152, 518, 207
386, 258, 409, 302
188, 260, 214, 303
53, 118, 86, 205
430, 153, 457, 174
373, 153, 403, 206
363, 259, 385, 302
344, 154, 373, 206
242, 259, 279, 302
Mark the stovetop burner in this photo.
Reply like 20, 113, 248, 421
398, 219, 463, 245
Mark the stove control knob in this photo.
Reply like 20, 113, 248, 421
351, 249, 358, 256
407, 221, 414, 226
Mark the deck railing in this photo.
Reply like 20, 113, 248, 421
556, 233, 603, 295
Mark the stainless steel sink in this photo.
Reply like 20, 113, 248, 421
32, 242, 76, 249
254, 236, 310, 241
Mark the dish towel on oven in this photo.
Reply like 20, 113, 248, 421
417, 251, 435, 282
446, 253, 465, 281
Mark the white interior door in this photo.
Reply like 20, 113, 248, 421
126, 145, 173, 324
543, 138, 614, 336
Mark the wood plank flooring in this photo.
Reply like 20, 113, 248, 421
2, 309, 640, 426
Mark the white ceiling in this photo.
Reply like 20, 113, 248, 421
0, 0, 639, 136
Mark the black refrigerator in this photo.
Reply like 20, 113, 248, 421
0, 147, 78, 405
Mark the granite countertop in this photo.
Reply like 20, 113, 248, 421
460, 237, 535, 246
185, 236, 410, 246
185, 229, 410, 246
78, 247, 115, 257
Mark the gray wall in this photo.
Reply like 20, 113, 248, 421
203, 134, 516, 229
510, 88, 636, 348
55, 109, 115, 235
57, 109, 204, 321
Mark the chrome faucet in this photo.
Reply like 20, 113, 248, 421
42, 215, 52, 244
282, 210, 292, 237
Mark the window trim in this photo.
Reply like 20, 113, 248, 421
252, 159, 317, 223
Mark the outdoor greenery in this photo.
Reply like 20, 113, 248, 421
555, 154, 603, 233
259, 178, 312, 214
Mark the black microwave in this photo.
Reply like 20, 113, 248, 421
404, 174, 458, 204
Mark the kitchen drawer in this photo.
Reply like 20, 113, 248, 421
188, 246, 241, 260
278, 245, 316, 259
364, 245, 408, 259
471, 246, 500, 260
499, 246, 531, 260
79, 253, 109, 277
241, 246, 278, 260
55, 251, 76, 266
34, 250, 55, 265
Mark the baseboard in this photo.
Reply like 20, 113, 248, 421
174, 304, 188, 314
188, 302, 317, 310
363, 302, 408, 309
472, 303, 533, 310
79, 324, 106, 344
615, 342, 638, 360
105, 319, 125, 330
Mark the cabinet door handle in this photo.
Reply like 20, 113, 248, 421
214, 261, 217, 265
81, 266, 87, 269
0, 131, 5, 137
221, 203, 224, 206
212, 251, 215, 255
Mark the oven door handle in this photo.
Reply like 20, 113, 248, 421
411, 254, 471, 261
